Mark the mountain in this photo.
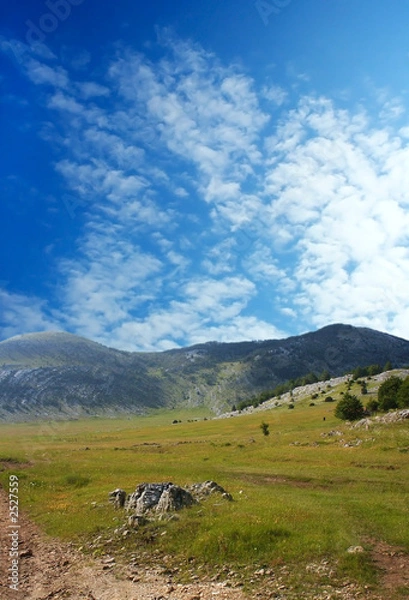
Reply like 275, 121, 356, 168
0, 324, 408, 421
0, 332, 165, 420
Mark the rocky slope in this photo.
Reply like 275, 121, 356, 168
0, 324, 408, 420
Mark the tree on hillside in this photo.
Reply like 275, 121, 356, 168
378, 376, 402, 411
319, 369, 331, 381
352, 366, 367, 379
360, 381, 368, 395
260, 421, 270, 436
397, 376, 409, 408
335, 393, 365, 421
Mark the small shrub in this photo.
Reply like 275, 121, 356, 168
260, 421, 270, 436
335, 393, 365, 421
324, 396, 335, 403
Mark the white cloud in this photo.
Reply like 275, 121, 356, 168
108, 35, 269, 220
108, 275, 284, 351
25, 59, 69, 88
75, 81, 110, 99
262, 84, 288, 106
3, 32, 409, 350
58, 232, 165, 342
0, 289, 59, 340
260, 95, 409, 339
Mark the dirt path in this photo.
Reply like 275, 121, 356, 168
0, 484, 248, 600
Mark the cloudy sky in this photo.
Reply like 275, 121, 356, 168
1, 0, 409, 351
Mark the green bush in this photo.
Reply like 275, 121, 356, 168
335, 393, 365, 421
378, 376, 402, 411
397, 376, 409, 408
366, 399, 379, 414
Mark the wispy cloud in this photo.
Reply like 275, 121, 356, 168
1, 31, 409, 349
0, 289, 59, 340
261, 96, 409, 337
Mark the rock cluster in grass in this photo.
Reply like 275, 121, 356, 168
109, 480, 232, 525
352, 408, 409, 429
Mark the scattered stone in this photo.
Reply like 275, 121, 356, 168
347, 545, 365, 554
321, 430, 342, 438
108, 488, 127, 509
128, 514, 149, 528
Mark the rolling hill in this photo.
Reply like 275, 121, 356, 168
0, 324, 408, 420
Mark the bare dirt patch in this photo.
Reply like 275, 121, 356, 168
370, 539, 409, 598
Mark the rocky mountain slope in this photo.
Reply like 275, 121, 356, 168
0, 324, 408, 421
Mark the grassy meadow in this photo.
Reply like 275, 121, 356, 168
1, 379, 409, 596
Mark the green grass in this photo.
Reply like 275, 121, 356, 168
0, 397, 408, 596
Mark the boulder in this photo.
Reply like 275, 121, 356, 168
125, 482, 196, 515
187, 480, 233, 502
156, 484, 196, 513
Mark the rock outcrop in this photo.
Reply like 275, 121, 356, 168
109, 480, 232, 524
125, 482, 196, 515
352, 408, 409, 428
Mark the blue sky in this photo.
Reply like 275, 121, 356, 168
1, 0, 409, 351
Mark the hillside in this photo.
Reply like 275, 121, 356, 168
0, 324, 408, 420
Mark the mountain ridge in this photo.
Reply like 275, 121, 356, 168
1, 324, 408, 421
